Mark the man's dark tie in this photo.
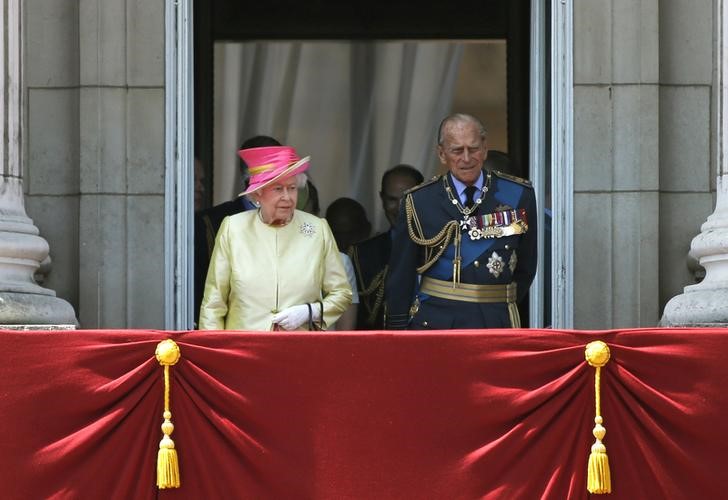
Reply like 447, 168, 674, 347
464, 185, 477, 209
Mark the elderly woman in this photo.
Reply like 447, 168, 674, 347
199, 145, 352, 330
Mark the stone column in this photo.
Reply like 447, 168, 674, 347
573, 0, 660, 328
0, 0, 76, 326
661, 0, 728, 326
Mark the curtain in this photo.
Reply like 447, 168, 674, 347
2, 328, 727, 499
213, 41, 464, 233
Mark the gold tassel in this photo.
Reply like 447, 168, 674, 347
585, 340, 611, 494
155, 339, 181, 489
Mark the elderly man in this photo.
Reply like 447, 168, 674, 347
385, 113, 537, 329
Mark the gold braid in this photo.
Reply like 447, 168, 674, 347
405, 193, 461, 279
363, 267, 387, 324
351, 246, 388, 325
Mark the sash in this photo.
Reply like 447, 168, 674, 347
427, 179, 524, 281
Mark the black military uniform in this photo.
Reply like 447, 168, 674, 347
349, 230, 392, 329
385, 169, 537, 329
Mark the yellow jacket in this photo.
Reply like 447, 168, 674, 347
199, 209, 352, 330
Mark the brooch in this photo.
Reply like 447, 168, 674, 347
299, 222, 315, 237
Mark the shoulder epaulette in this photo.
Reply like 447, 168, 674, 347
492, 170, 533, 187
404, 174, 441, 195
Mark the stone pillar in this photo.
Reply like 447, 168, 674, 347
573, 0, 660, 328
661, 0, 728, 326
0, 0, 76, 326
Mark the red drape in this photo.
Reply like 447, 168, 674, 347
1, 328, 727, 499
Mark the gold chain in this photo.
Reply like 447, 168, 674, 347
443, 172, 491, 218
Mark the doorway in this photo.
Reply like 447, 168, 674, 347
186, 0, 553, 328
195, 0, 531, 208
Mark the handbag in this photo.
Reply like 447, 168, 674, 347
307, 301, 324, 331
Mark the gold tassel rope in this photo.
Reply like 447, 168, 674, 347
404, 193, 459, 276
155, 339, 181, 489
585, 340, 611, 494
453, 229, 462, 288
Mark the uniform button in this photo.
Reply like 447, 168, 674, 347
422, 321, 429, 327
505, 244, 510, 250
474, 260, 480, 267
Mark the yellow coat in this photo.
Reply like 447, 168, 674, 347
199, 209, 352, 330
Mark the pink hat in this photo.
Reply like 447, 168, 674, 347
238, 146, 310, 195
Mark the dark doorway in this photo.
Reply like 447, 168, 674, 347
196, 0, 531, 202
194, 0, 532, 325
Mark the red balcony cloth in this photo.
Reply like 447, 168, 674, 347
0, 328, 726, 499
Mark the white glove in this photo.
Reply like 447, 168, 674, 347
272, 303, 321, 330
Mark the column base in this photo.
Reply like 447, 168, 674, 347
0, 292, 78, 327
660, 287, 728, 327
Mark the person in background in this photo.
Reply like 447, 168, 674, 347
194, 158, 206, 212
483, 149, 511, 174
199, 145, 352, 330
385, 113, 537, 330
325, 197, 372, 330
298, 179, 320, 216
350, 164, 423, 330
194, 135, 281, 326
325, 197, 372, 254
